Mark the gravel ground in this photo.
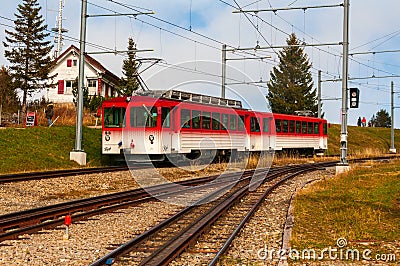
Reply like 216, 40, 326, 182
218, 168, 337, 266
1, 165, 398, 265
0, 165, 229, 215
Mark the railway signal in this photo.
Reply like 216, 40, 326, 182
349, 88, 360, 108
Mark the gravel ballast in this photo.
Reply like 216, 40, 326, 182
3, 165, 394, 265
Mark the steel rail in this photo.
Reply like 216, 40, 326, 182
0, 165, 129, 183
137, 164, 331, 265
89, 168, 284, 266
208, 162, 338, 265
0, 167, 271, 242
90, 164, 317, 265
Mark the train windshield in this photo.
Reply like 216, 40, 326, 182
130, 106, 157, 127
104, 107, 126, 128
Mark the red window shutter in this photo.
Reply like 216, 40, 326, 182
67, 59, 72, 67
58, 80, 64, 94
98, 78, 102, 95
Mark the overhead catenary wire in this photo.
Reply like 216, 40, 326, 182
2, 0, 398, 93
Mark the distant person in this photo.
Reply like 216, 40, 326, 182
45, 104, 54, 126
362, 116, 366, 127
357, 117, 362, 127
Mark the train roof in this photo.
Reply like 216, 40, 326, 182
102, 90, 326, 121
103, 90, 245, 110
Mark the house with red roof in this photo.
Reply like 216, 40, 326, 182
47, 45, 121, 103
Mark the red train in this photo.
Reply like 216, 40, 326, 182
101, 90, 327, 161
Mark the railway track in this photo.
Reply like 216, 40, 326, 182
0, 165, 129, 183
1, 155, 395, 184
90, 161, 337, 266
0, 167, 267, 242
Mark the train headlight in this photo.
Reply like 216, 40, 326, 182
105, 135, 110, 141
130, 140, 135, 148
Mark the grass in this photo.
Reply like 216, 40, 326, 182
326, 124, 400, 156
0, 126, 105, 173
0, 122, 399, 174
291, 160, 400, 261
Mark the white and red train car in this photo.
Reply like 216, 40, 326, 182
101, 90, 327, 161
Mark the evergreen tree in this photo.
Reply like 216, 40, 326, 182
72, 77, 90, 108
370, 109, 391, 128
0, 66, 19, 113
267, 33, 317, 116
3, 0, 54, 111
119, 38, 140, 95
88, 94, 104, 113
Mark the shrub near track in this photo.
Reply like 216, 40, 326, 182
0, 126, 104, 174
291, 160, 400, 262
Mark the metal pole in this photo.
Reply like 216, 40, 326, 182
75, 0, 87, 152
222, 44, 227, 99
390, 81, 396, 153
318, 70, 322, 118
56, 0, 63, 57
340, 0, 349, 165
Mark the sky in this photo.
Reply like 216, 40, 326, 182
1, 0, 400, 128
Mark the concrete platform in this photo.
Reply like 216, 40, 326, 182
335, 164, 350, 175
70, 151, 87, 166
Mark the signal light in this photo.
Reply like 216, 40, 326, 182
349, 88, 359, 108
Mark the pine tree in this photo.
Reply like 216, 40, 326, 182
267, 33, 317, 116
370, 109, 391, 128
119, 38, 140, 95
3, 0, 54, 111
72, 77, 90, 108
0, 66, 19, 113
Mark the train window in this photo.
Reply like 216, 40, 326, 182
192, 110, 201, 129
161, 107, 170, 128
283, 120, 288, 133
229, 114, 237, 130
314, 123, 319, 134
104, 107, 126, 128
130, 106, 157, 127
302, 121, 307, 134
296, 121, 301, 133
262, 118, 269, 132
212, 112, 221, 130
202, 112, 211, 129
275, 119, 282, 133
289, 120, 295, 133
323, 123, 328, 135
222, 114, 229, 130
250, 117, 260, 132
238, 115, 245, 131
308, 122, 313, 134
181, 109, 191, 128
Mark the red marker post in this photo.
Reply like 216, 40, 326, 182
64, 215, 72, 238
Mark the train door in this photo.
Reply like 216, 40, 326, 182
249, 116, 262, 151
318, 121, 327, 151
170, 107, 180, 153
262, 116, 275, 151
160, 106, 173, 154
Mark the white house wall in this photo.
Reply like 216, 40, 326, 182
47, 50, 119, 103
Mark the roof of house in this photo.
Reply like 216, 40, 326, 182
54, 45, 121, 85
